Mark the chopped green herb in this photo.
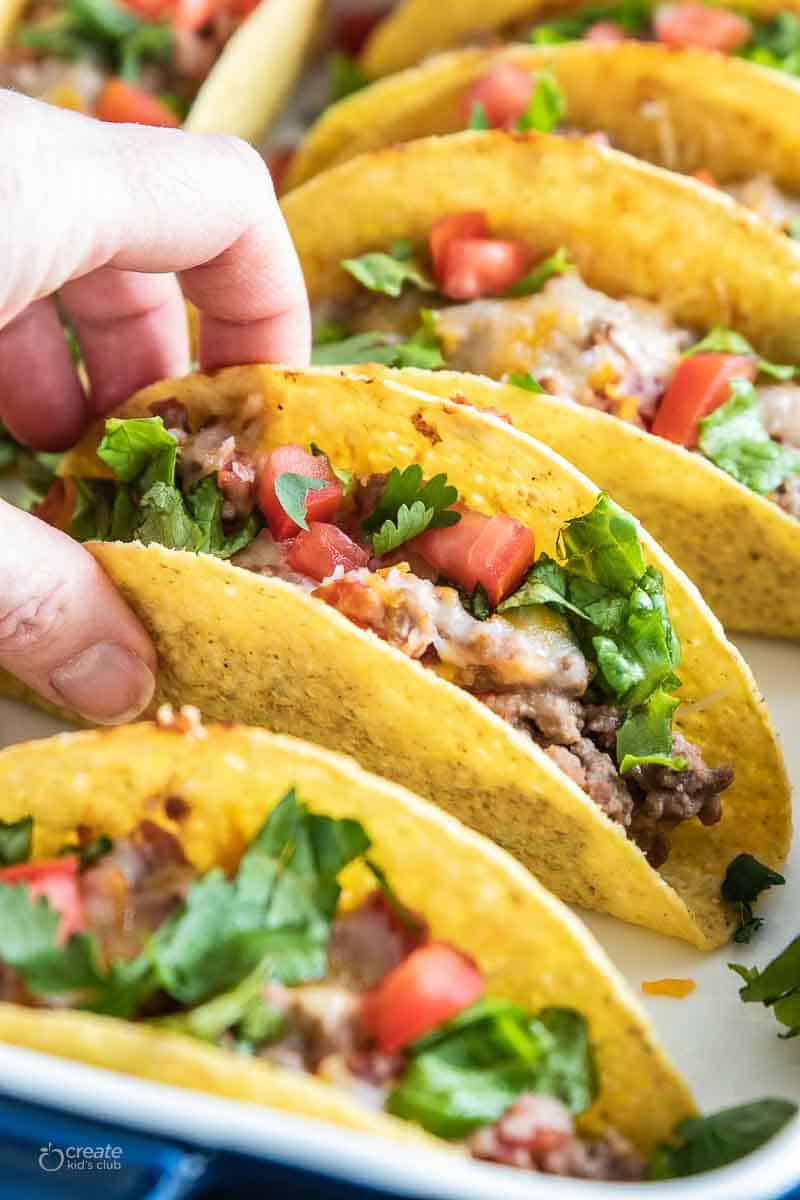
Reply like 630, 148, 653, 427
509, 371, 546, 393
330, 50, 369, 102
311, 325, 445, 370
310, 444, 354, 494
698, 379, 800, 496
274, 473, 327, 532
365, 860, 425, 933
731, 933, 800, 1037
97, 417, 177, 487
617, 689, 687, 775
19, 0, 172, 80
0, 817, 33, 867
342, 249, 434, 298
650, 1100, 798, 1179
388, 1000, 596, 1139
467, 100, 490, 129
516, 69, 565, 133
503, 246, 572, 298
363, 465, 459, 554
722, 854, 785, 943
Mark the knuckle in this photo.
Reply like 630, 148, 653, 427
0, 575, 70, 657
211, 134, 274, 198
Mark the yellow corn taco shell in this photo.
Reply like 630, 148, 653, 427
360, 0, 800, 78
0, 0, 322, 142
287, 41, 800, 190
282, 130, 800, 635
0, 721, 695, 1150
22, 364, 788, 951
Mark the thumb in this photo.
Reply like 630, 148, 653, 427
0, 501, 156, 724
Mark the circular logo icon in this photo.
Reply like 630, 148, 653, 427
38, 1142, 64, 1172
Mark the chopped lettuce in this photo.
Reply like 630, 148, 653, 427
363, 465, 459, 554
0, 817, 33, 867
467, 100, 490, 129
342, 249, 434, 299
330, 50, 369, 102
731, 933, 800, 1037
98, 417, 177, 487
530, 0, 649, 42
503, 246, 572, 299
698, 379, 800, 496
740, 13, 800, 76
0, 791, 370, 1020
684, 326, 795, 381
509, 371, 546, 393
650, 1101, 798, 1179
722, 854, 785, 944
311, 325, 445, 370
500, 495, 683, 771
387, 999, 596, 1139
0, 422, 21, 472
517, 69, 565, 133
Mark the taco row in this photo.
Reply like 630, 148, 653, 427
13, 364, 788, 952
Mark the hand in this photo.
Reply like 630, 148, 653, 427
0, 90, 310, 724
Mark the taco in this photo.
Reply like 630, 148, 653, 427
20, 363, 789, 949
0, 0, 321, 139
0, 716, 701, 1176
286, 41, 800, 236
359, 0, 800, 81
282, 130, 800, 639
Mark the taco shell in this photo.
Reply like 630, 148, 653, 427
282, 131, 800, 635
15, 363, 786, 952
0, 722, 696, 1149
287, 41, 800, 189
360, 0, 800, 78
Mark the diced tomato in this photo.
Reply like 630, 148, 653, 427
467, 514, 535, 606
331, 7, 388, 55
287, 522, 369, 580
692, 168, 719, 189
653, 3, 752, 51
462, 64, 533, 130
267, 147, 296, 194
360, 942, 484, 1054
0, 857, 85, 944
94, 79, 181, 127
411, 507, 489, 591
651, 352, 757, 447
586, 19, 626, 40
412, 507, 534, 605
438, 238, 531, 301
172, 0, 214, 30
429, 212, 488, 279
257, 445, 343, 540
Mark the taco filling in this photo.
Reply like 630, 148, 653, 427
37, 405, 734, 868
311, 215, 800, 520
0, 0, 258, 125
450, 62, 800, 234
0, 790, 646, 1180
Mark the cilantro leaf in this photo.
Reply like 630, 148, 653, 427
730, 933, 800, 1037
617, 689, 687, 775
97, 417, 177, 487
0, 817, 32, 866
342, 249, 434, 298
154, 958, 286, 1046
467, 100, 489, 129
387, 1001, 596, 1139
722, 854, 785, 943
274, 473, 327, 532
530, 0, 649, 42
503, 246, 572, 298
330, 50, 369, 102
741, 12, 800, 77
509, 370, 545, 393
517, 69, 565, 133
698, 379, 800, 496
311, 444, 354, 494
365, 859, 426, 933
362, 465, 460, 554
0, 886, 109, 998
684, 325, 795, 381
58, 834, 113, 870
18, 0, 172, 78
650, 1101, 797, 1179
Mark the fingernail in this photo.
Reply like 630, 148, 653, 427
50, 642, 156, 725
